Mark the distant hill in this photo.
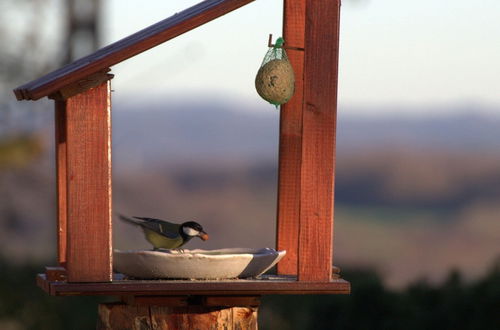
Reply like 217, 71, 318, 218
111, 98, 500, 168
112, 98, 279, 168
338, 109, 500, 153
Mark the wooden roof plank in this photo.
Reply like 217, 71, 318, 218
14, 0, 255, 101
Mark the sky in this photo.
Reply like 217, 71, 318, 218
99, 0, 499, 115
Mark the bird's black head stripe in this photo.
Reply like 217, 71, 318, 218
181, 221, 204, 232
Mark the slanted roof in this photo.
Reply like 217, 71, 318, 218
14, 0, 254, 101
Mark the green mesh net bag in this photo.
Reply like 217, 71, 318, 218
255, 37, 295, 107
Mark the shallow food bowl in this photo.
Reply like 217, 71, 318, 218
113, 248, 286, 280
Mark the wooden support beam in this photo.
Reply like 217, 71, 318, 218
276, 0, 306, 275
65, 81, 112, 282
55, 101, 68, 266
297, 0, 341, 281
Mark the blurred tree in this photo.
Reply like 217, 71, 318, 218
0, 254, 105, 329
0, 0, 100, 260
65, 0, 101, 63
0, 134, 43, 170
0, 0, 101, 168
260, 263, 500, 330
0, 0, 58, 136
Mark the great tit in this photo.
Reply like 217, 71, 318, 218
119, 215, 209, 250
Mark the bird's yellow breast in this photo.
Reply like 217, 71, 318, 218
143, 229, 183, 249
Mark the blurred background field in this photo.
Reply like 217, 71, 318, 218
1, 0, 499, 329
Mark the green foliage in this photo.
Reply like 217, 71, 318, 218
261, 265, 500, 330
0, 256, 105, 330
0, 256, 499, 329
0, 135, 43, 170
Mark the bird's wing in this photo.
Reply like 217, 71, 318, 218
132, 217, 181, 239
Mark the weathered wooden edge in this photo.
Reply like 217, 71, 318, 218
36, 274, 351, 296
13, 0, 255, 101
49, 70, 113, 101
55, 101, 67, 265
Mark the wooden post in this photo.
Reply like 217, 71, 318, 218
65, 81, 113, 282
277, 0, 341, 281
97, 298, 259, 330
297, 0, 341, 281
276, 0, 306, 276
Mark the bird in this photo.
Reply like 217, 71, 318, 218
118, 215, 208, 250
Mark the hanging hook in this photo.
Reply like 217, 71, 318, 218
268, 34, 304, 51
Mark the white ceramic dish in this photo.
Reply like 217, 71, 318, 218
113, 248, 286, 280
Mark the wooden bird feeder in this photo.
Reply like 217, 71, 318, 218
14, 0, 348, 327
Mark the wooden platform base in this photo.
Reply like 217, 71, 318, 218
36, 274, 350, 296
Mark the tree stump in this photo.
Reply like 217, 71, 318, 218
97, 297, 259, 330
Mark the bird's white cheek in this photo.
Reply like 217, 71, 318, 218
183, 227, 199, 236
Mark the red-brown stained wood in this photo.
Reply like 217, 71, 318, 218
203, 296, 261, 307
297, 0, 341, 281
45, 266, 67, 282
276, 0, 306, 276
55, 101, 68, 265
36, 274, 351, 296
65, 81, 112, 282
122, 295, 190, 307
13, 0, 255, 101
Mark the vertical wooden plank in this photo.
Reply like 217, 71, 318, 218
298, 0, 341, 281
66, 81, 112, 282
276, 0, 306, 275
55, 100, 68, 266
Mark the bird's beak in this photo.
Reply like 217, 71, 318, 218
199, 231, 209, 241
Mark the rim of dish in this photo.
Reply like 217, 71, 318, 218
114, 248, 286, 258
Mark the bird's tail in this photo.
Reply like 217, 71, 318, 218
117, 214, 143, 226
